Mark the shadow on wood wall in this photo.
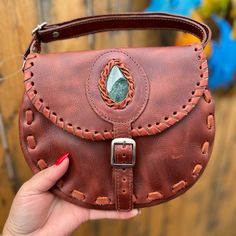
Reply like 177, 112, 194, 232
0, 1, 236, 236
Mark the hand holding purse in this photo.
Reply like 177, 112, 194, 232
20, 13, 214, 211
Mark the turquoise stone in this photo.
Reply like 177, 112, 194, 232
106, 65, 128, 102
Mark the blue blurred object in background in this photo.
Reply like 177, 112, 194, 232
145, 0, 236, 90
208, 15, 236, 90
145, 0, 202, 16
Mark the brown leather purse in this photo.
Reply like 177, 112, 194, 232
20, 13, 215, 211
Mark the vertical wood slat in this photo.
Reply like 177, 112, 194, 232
47, 0, 89, 53
0, 0, 40, 230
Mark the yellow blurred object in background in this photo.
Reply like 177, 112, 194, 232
175, 11, 212, 56
232, 0, 236, 38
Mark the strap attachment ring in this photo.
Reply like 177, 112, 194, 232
32, 22, 47, 35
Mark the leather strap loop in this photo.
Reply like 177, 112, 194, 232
113, 144, 134, 211
24, 12, 211, 59
112, 123, 134, 211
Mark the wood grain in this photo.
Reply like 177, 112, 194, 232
0, 1, 236, 236
0, 0, 39, 229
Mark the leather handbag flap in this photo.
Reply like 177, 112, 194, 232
23, 43, 208, 141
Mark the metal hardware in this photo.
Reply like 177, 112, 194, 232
21, 59, 26, 72
32, 22, 47, 35
32, 46, 38, 53
52, 31, 60, 38
111, 138, 136, 168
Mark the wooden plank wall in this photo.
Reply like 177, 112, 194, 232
0, 1, 236, 236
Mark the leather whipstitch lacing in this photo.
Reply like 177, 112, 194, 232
28, 90, 213, 205
29, 88, 213, 205
98, 58, 134, 109
23, 44, 208, 141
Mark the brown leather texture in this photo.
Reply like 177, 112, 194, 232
19, 44, 215, 210
19, 13, 215, 211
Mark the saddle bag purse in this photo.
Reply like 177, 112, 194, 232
20, 13, 215, 211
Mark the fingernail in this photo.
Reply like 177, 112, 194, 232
55, 152, 70, 166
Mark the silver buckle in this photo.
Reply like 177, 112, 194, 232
111, 138, 136, 168
32, 22, 47, 35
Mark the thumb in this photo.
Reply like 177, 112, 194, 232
23, 153, 70, 193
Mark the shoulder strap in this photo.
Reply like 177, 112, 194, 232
24, 12, 211, 59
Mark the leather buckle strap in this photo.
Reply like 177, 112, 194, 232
111, 138, 136, 168
111, 138, 136, 211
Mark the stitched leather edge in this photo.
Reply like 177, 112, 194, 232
21, 88, 215, 208
86, 49, 149, 124
23, 44, 208, 141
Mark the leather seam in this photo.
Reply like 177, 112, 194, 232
129, 168, 132, 210
117, 169, 120, 210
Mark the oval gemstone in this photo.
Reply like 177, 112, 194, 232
106, 65, 129, 102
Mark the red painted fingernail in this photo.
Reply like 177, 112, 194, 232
55, 153, 70, 166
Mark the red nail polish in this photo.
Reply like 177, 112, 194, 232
55, 153, 70, 166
